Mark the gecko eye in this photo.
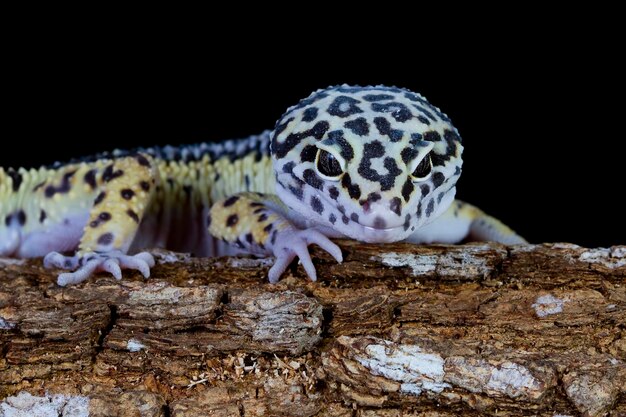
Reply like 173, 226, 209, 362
316, 149, 343, 178
411, 155, 432, 180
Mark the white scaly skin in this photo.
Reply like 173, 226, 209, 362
0, 85, 525, 285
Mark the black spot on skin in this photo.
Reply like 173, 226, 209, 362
140, 181, 150, 192
412, 104, 437, 121
326, 130, 355, 161
273, 117, 294, 137
311, 196, 324, 214
373, 117, 403, 142
368, 193, 381, 203
416, 202, 423, 217
401, 147, 419, 164
270, 230, 278, 245
404, 214, 411, 231
341, 173, 361, 200
94, 193, 107, 207
302, 107, 318, 122
99, 212, 111, 222
426, 199, 435, 217
121, 189, 135, 200
358, 140, 402, 191
328, 186, 339, 200
245, 233, 254, 244
420, 184, 430, 197
97, 233, 114, 246
127, 209, 139, 223
282, 161, 295, 174
300, 144, 317, 162
39, 210, 47, 223
327, 95, 363, 118
272, 121, 330, 159
263, 223, 273, 232
102, 165, 124, 182
432, 172, 445, 188
206, 214, 212, 227
303, 169, 324, 190
371, 102, 412, 122
43, 170, 76, 198
4, 215, 11, 226
455, 166, 462, 176
7, 169, 22, 192
226, 214, 239, 227
16, 210, 26, 226
401, 179, 414, 202
342, 215, 350, 224
373, 217, 386, 229
223, 196, 239, 207
423, 131, 441, 143
183, 185, 192, 198
430, 129, 461, 167
245, 175, 250, 190
250, 202, 263, 207
362, 94, 394, 102
350, 213, 359, 222
84, 169, 97, 189
337, 205, 346, 214
44, 186, 56, 198
289, 185, 304, 200
437, 192, 445, 204
166, 178, 174, 188
409, 133, 423, 145
329, 213, 337, 224
417, 115, 430, 125
344, 117, 370, 136
389, 197, 402, 216
214, 172, 221, 182
258, 213, 268, 222
253, 208, 264, 214
234, 238, 244, 249
135, 154, 151, 167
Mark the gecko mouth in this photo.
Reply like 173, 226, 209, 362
349, 221, 407, 243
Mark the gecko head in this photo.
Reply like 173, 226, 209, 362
271, 85, 463, 243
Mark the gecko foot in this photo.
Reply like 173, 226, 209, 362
44, 251, 155, 286
268, 228, 343, 283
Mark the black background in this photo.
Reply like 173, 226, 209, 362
3, 25, 624, 248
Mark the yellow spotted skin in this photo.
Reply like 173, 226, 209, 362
77, 155, 156, 254
209, 192, 290, 254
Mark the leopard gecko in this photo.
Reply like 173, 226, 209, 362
0, 85, 526, 286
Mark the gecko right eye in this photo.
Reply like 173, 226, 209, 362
316, 149, 343, 179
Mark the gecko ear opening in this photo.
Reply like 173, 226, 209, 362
316, 149, 343, 180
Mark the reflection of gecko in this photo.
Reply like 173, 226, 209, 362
0, 85, 525, 286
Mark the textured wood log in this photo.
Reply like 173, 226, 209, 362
1, 241, 625, 416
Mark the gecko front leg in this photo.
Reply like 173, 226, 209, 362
44, 154, 157, 286
208, 192, 343, 283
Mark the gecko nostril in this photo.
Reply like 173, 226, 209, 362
360, 200, 370, 213
373, 216, 386, 229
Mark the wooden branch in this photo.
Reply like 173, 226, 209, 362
1, 242, 625, 416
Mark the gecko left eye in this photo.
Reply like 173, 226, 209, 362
411, 155, 432, 181
316, 149, 343, 179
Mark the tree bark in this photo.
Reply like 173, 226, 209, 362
1, 241, 625, 416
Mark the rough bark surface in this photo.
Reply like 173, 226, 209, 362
1, 241, 625, 416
